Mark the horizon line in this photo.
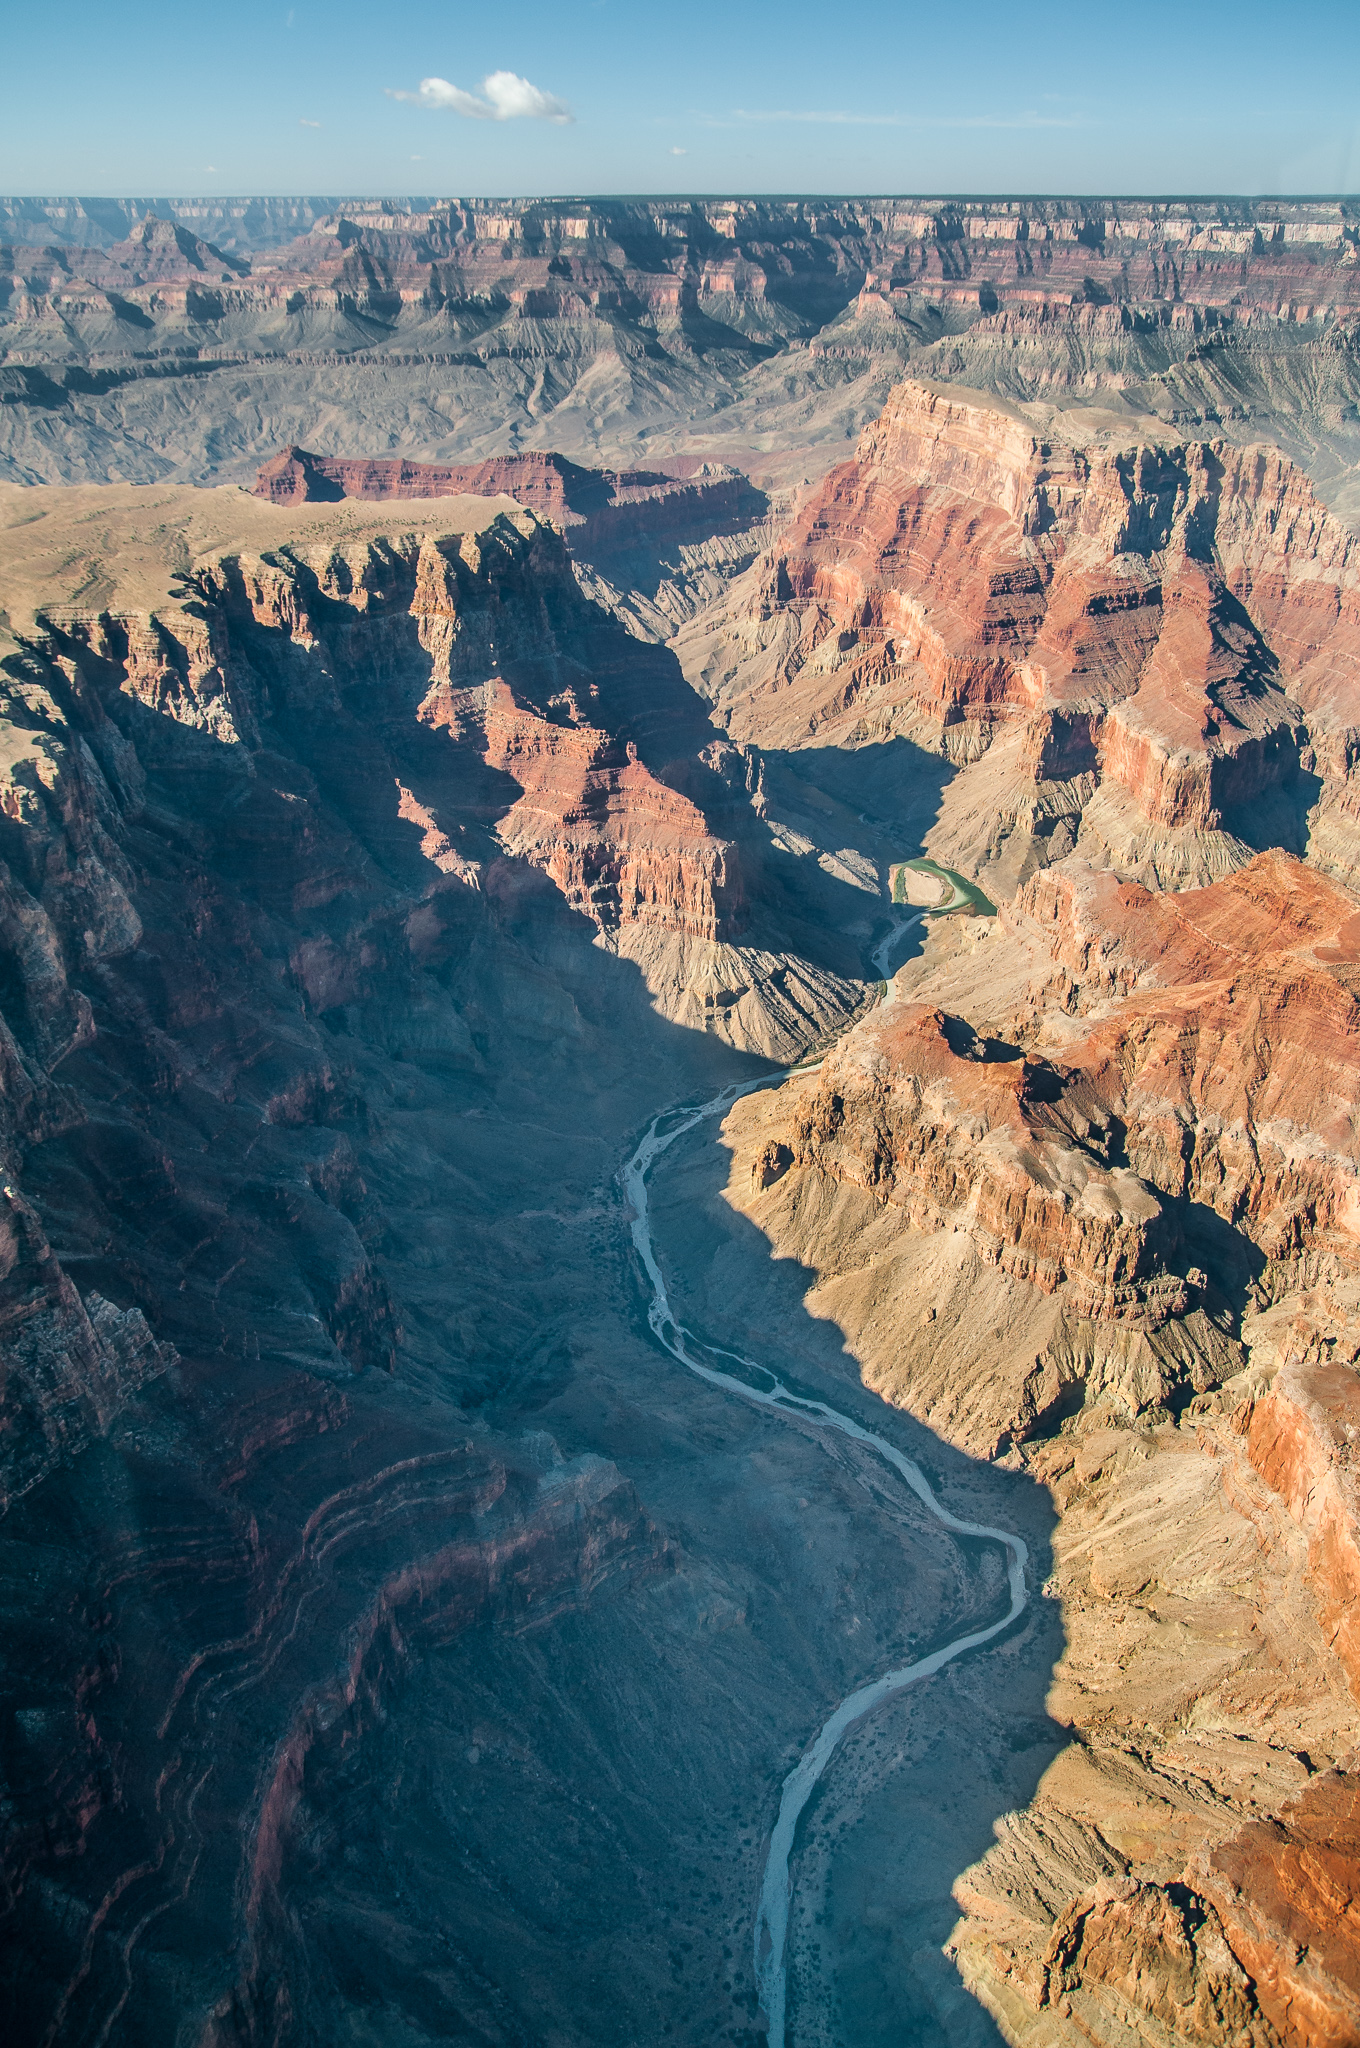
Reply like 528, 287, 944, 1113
3, 189, 1359, 205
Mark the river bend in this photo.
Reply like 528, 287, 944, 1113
622, 1063, 1029, 2047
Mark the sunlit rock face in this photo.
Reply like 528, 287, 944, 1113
713, 837, 1360, 2044
683, 377, 1360, 902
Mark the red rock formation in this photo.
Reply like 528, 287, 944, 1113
723, 385, 1315, 760
1235, 1345, 1360, 1697
252, 445, 765, 563
253, 445, 593, 513
686, 378, 1360, 882
1012, 852, 1360, 1259
469, 680, 739, 940
1194, 1762, 1360, 2048
108, 212, 250, 282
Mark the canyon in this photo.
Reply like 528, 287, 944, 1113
3, 190, 1360, 2048
2, 197, 1360, 517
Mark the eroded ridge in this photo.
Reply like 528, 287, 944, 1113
622, 1080, 1029, 2047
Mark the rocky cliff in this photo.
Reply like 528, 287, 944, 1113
4, 198, 1360, 497
682, 378, 1360, 893
713, 843, 1360, 2045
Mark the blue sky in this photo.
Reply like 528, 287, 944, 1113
5, 0, 1359, 197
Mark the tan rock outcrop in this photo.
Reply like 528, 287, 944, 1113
1039, 1875, 1281, 2047
1005, 855, 1360, 1253
714, 843, 1360, 2043
790, 1001, 1183, 1322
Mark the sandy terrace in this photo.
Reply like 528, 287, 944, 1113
0, 481, 517, 633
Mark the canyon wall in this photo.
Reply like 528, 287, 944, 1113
713, 840, 1360, 2048
0, 481, 874, 1522
7, 221, 1360, 2043
682, 378, 1360, 893
0, 482, 898, 2046
3, 198, 1360, 492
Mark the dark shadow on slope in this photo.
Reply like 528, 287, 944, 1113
1, 564, 1057, 2048
635, 1080, 1066, 2048
1220, 765, 1324, 861
778, 738, 956, 847
1170, 1197, 1268, 1348
745, 738, 957, 979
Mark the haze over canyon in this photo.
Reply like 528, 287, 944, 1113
2, 191, 1360, 2048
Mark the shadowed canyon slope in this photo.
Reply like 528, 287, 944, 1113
0, 478, 989, 2046
4, 294, 1360, 2048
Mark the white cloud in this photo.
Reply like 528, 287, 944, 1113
387, 70, 572, 122
299, 118, 320, 128
669, 146, 687, 156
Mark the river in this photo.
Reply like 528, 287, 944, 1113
621, 1053, 1029, 2047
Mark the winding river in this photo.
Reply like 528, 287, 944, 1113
621, 971, 1030, 2045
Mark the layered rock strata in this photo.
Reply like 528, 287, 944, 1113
683, 378, 1360, 891
715, 847, 1360, 2045
4, 199, 1360, 491
252, 444, 767, 566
